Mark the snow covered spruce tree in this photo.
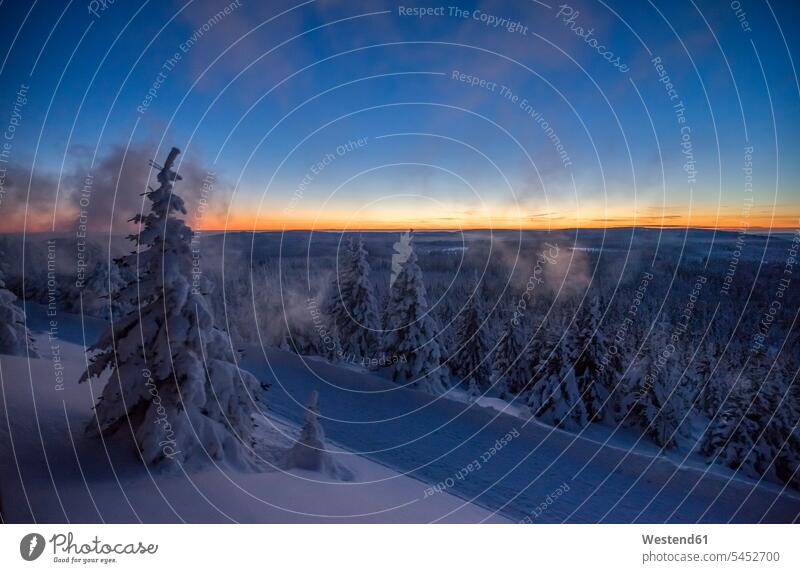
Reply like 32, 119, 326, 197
451, 279, 492, 392
80, 147, 267, 467
524, 326, 548, 383
383, 236, 449, 394
436, 297, 458, 360
322, 236, 380, 362
0, 268, 37, 356
702, 378, 769, 479
567, 296, 609, 422
628, 323, 692, 449
494, 320, 530, 399
599, 329, 626, 423
702, 353, 800, 488
81, 260, 129, 319
693, 339, 726, 417
527, 330, 588, 430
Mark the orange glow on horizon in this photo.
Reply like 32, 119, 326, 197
3, 203, 798, 234
193, 206, 800, 233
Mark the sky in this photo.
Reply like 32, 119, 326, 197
0, 0, 798, 232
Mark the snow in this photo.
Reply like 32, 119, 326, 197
0, 325, 506, 523
2, 302, 798, 523
239, 345, 800, 523
0, 274, 37, 357
450, 381, 799, 496
279, 390, 355, 481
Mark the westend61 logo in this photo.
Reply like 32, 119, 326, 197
19, 532, 158, 564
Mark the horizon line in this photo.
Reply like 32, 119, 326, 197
7, 224, 798, 235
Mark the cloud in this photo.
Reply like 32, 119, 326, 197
174, 0, 312, 107
0, 143, 233, 233
0, 163, 71, 232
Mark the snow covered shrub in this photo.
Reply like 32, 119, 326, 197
80, 148, 267, 468
282, 390, 353, 480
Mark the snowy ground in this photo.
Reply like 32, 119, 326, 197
242, 349, 800, 523
0, 311, 506, 523
2, 304, 798, 523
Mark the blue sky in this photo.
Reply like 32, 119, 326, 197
1, 0, 798, 230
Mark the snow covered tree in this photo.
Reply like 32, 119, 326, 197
494, 321, 530, 399
628, 324, 692, 449
528, 333, 588, 431
702, 378, 771, 479
600, 330, 626, 424
436, 296, 458, 362
693, 339, 727, 417
568, 296, 608, 422
80, 147, 267, 467
383, 239, 449, 394
451, 279, 492, 391
770, 377, 800, 489
322, 237, 380, 362
0, 269, 37, 356
703, 353, 800, 488
525, 327, 548, 384
390, 230, 413, 288
80, 260, 128, 319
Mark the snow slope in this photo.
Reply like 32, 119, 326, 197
241, 347, 800, 523
0, 315, 506, 523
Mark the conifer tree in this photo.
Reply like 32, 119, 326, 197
568, 296, 608, 422
703, 353, 800, 487
323, 237, 380, 362
81, 260, 128, 319
451, 279, 492, 391
693, 339, 727, 417
80, 148, 267, 467
628, 323, 692, 449
494, 321, 530, 399
528, 333, 588, 431
0, 268, 37, 356
383, 239, 449, 394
